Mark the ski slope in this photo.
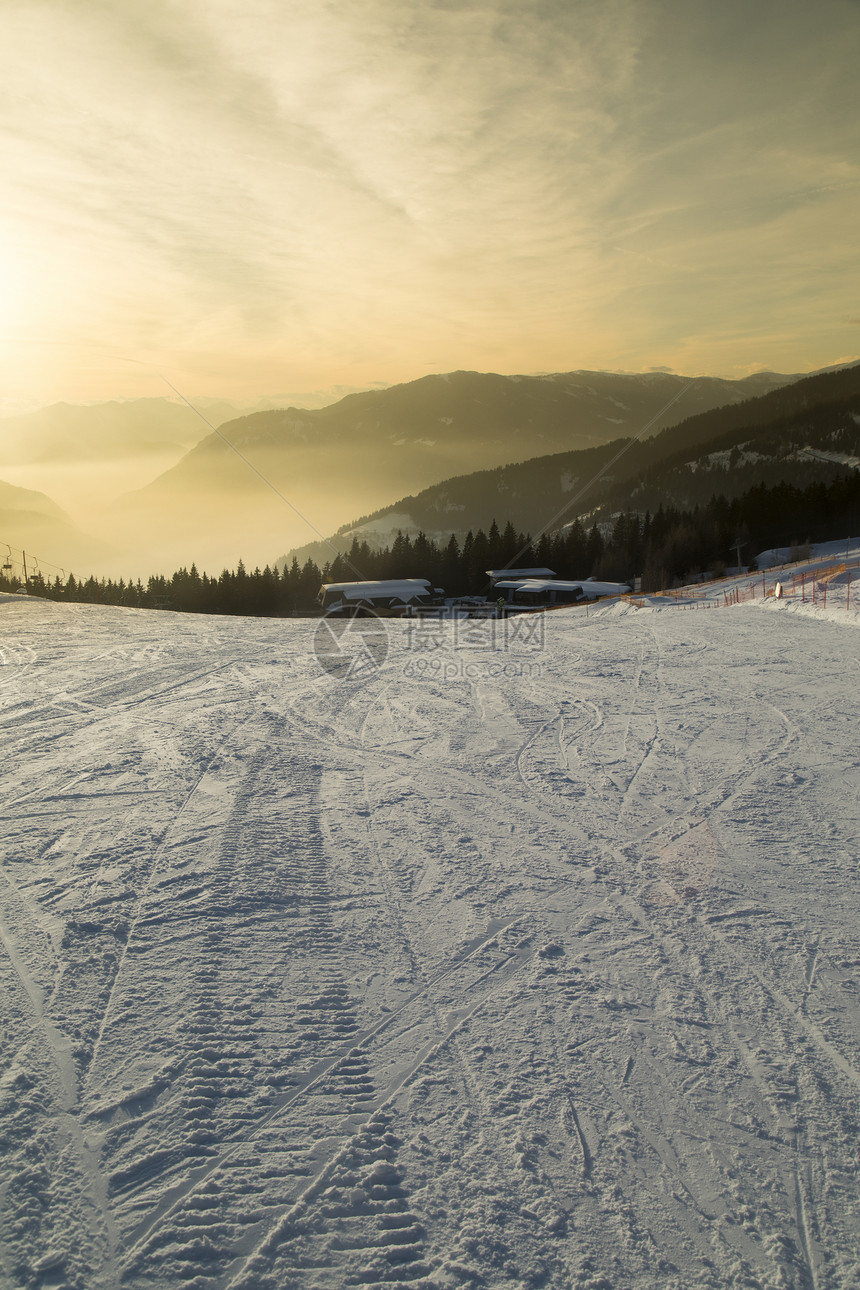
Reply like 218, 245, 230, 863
1, 593, 859, 1290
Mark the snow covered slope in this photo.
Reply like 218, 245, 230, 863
2, 595, 859, 1289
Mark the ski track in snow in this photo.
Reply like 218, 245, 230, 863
1, 597, 860, 1289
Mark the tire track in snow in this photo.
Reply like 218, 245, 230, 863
700, 909, 858, 1282
79, 658, 243, 712
220, 935, 535, 1290
229, 677, 550, 1286
512, 634, 799, 904
793, 1130, 822, 1290
0, 638, 38, 698
84, 712, 258, 1084
0, 874, 120, 1286
115, 923, 531, 1284
0, 875, 76, 1106
800, 939, 823, 1025
108, 717, 484, 1288
350, 680, 591, 1285
107, 742, 351, 1283
389, 618, 840, 1281
0, 702, 264, 1280
704, 914, 860, 1093
0, 635, 264, 1285
535, 876, 844, 1286
628, 899, 844, 1285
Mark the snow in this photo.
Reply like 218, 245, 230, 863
320, 580, 432, 607
797, 447, 860, 470
754, 538, 860, 570
341, 513, 427, 546
494, 579, 579, 592
2, 590, 860, 1289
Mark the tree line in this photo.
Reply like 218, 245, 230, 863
2, 469, 857, 615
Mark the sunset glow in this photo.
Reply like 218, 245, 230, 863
1, 0, 858, 408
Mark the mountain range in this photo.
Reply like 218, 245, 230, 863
280, 362, 860, 569
105, 369, 803, 572
0, 398, 210, 465
3, 364, 857, 577
0, 480, 108, 576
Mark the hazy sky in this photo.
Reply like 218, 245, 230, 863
1, 0, 858, 406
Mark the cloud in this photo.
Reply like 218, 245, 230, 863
1, 0, 859, 398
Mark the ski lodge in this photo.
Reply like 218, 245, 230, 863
317, 578, 439, 615
494, 576, 631, 607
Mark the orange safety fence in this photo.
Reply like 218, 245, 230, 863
619, 559, 860, 613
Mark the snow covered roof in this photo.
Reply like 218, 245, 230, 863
487, 567, 556, 581
495, 579, 583, 593
496, 577, 631, 597
577, 580, 631, 596
319, 578, 433, 603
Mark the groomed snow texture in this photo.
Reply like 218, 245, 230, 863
1, 595, 859, 1290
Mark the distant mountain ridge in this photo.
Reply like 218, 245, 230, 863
279, 362, 860, 567
1, 364, 845, 577
0, 398, 218, 465
113, 367, 804, 572
141, 368, 798, 494
0, 479, 107, 571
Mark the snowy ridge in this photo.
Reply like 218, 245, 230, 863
1, 593, 860, 1288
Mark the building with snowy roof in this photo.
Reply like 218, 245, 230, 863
486, 568, 556, 584
495, 577, 630, 607
318, 579, 438, 615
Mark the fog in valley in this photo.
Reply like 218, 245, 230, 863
0, 393, 388, 579
1, 367, 828, 584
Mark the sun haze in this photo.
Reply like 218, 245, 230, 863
0, 0, 858, 409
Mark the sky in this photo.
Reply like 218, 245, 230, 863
1, 0, 859, 409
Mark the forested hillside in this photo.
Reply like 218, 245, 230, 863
295, 362, 860, 554
10, 467, 858, 611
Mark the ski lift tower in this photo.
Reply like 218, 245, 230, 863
732, 537, 746, 573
